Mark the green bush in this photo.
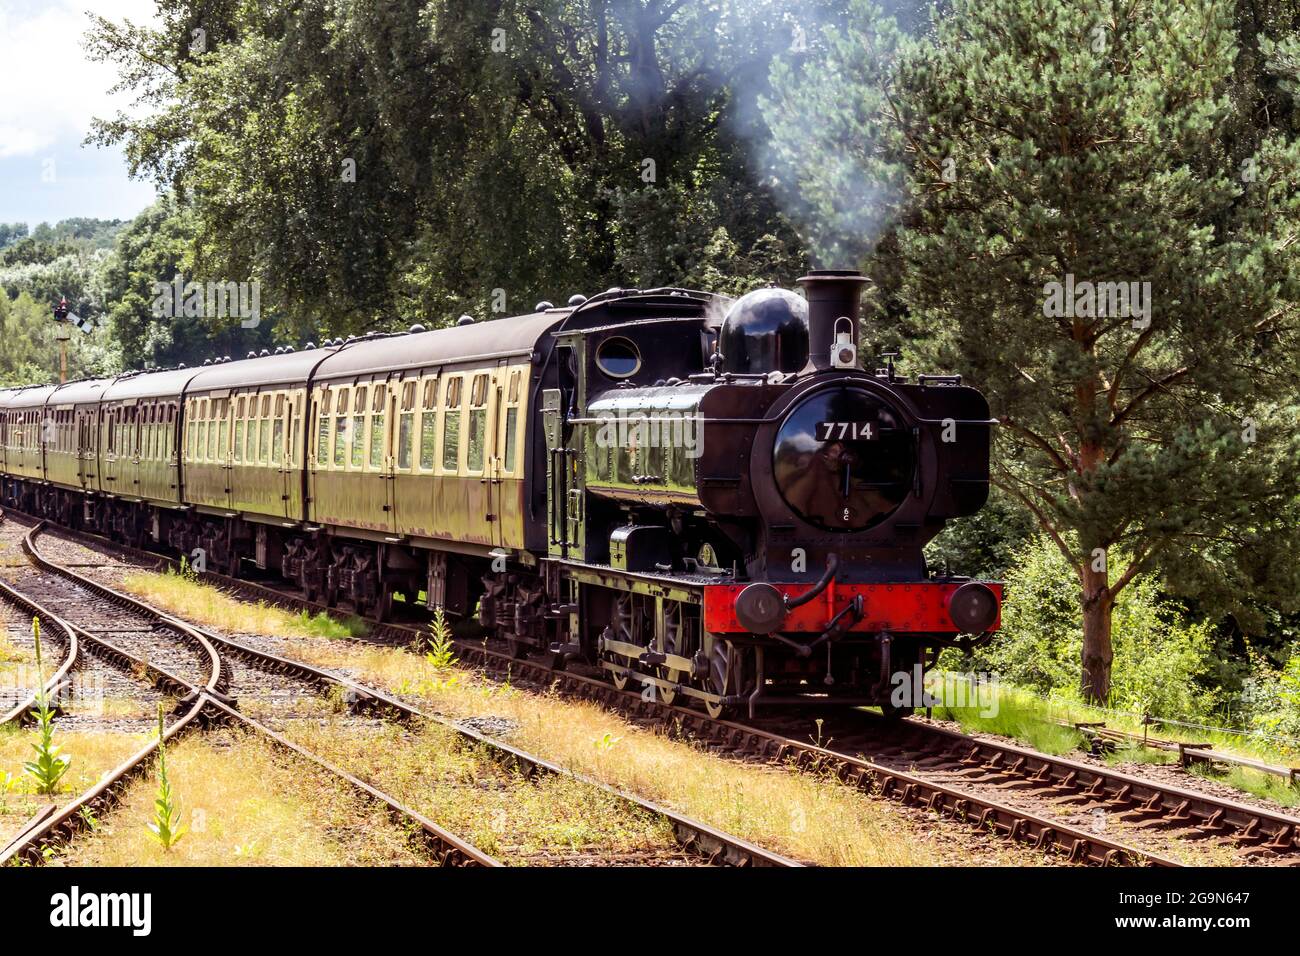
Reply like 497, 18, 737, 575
1239, 645, 1300, 744
962, 536, 1219, 720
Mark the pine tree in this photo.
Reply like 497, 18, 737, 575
768, 0, 1300, 701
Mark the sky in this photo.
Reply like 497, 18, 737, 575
0, 0, 160, 228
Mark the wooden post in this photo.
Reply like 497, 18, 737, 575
55, 326, 71, 384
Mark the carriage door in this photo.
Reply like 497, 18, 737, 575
543, 346, 583, 558
77, 407, 96, 490
277, 393, 295, 520
385, 380, 400, 535
488, 360, 507, 549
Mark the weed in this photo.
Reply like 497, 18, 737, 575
23, 618, 70, 795
146, 704, 187, 851
424, 607, 457, 671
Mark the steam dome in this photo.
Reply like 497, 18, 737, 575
718, 288, 808, 375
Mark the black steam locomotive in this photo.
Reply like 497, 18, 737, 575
0, 269, 999, 719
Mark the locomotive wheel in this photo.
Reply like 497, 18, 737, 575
705, 639, 738, 720
506, 638, 529, 659
657, 600, 692, 706
606, 595, 646, 694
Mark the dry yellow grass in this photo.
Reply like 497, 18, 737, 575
0, 637, 26, 669
277, 642, 1025, 866
112, 570, 1043, 866
119, 569, 359, 640
0, 617, 32, 668
54, 727, 432, 867
0, 724, 146, 848
282, 716, 677, 864
0, 724, 144, 794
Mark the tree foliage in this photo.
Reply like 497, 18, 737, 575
768, 0, 1300, 700
85, 0, 818, 333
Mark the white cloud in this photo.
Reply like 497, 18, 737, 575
0, 0, 159, 159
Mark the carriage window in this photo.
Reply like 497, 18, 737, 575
217, 399, 229, 459
234, 397, 246, 461
369, 416, 384, 467
273, 401, 285, 466
398, 414, 413, 470
260, 410, 272, 463
317, 390, 331, 464
419, 378, 438, 470
234, 400, 245, 462
368, 385, 387, 467
441, 377, 462, 470
419, 412, 437, 470
334, 388, 349, 466
396, 380, 415, 470
350, 410, 363, 467
504, 370, 522, 473
467, 374, 489, 472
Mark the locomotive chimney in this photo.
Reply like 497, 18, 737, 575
797, 269, 869, 372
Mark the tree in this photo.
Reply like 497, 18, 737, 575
84, 1, 814, 332
768, 0, 1300, 701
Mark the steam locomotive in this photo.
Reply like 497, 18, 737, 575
0, 270, 1000, 718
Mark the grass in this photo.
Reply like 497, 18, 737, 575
0, 724, 146, 848
102, 569, 1063, 863
0, 621, 31, 669
984, 683, 1300, 769
276, 640, 1040, 865
930, 682, 1086, 756
53, 727, 432, 867
1188, 763, 1300, 808
1104, 742, 1176, 767
120, 567, 367, 640
929, 676, 1300, 808
281, 716, 678, 865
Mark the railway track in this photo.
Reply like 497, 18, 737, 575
4, 515, 1176, 867
0, 514, 796, 868
32, 509, 1296, 867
